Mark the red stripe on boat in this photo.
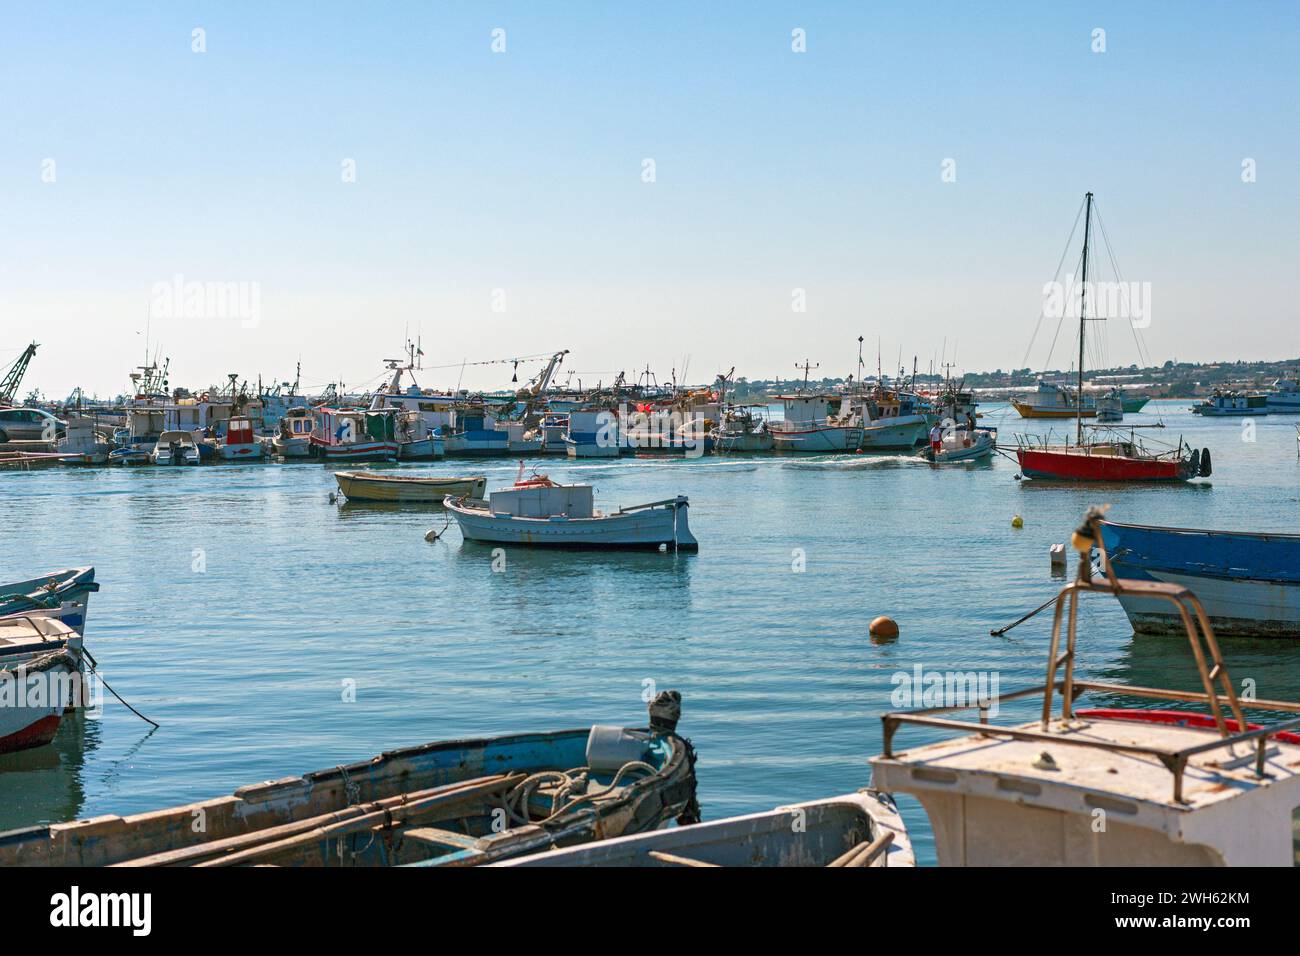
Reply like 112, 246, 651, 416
0, 715, 62, 754
1078, 708, 1300, 744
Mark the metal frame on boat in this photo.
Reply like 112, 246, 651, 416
871, 508, 1300, 865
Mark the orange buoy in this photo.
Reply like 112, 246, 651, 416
869, 616, 899, 640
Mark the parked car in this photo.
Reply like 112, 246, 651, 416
0, 407, 67, 443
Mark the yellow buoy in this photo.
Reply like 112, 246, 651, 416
1011, 515, 1024, 529
869, 616, 899, 641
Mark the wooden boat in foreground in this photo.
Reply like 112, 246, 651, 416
0, 693, 699, 867
870, 508, 1300, 865
1099, 518, 1300, 638
443, 474, 697, 551
499, 789, 913, 867
335, 471, 486, 503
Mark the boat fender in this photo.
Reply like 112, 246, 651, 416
648, 689, 682, 733
585, 725, 650, 772
1199, 447, 1212, 477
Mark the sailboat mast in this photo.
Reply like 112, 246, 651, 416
1077, 191, 1093, 445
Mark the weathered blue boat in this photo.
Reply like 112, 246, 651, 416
0, 693, 699, 867
1099, 520, 1300, 638
0, 567, 98, 636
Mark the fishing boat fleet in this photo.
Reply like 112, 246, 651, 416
5, 505, 1299, 867
5, 189, 1300, 869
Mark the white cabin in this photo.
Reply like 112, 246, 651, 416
488, 483, 595, 519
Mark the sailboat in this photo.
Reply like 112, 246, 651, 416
1014, 193, 1208, 482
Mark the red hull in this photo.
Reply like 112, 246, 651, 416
0, 714, 61, 754
1016, 447, 1190, 482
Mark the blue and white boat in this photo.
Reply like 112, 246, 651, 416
1099, 520, 1300, 638
444, 475, 697, 551
1190, 390, 1272, 417
1266, 376, 1300, 413
0, 567, 99, 636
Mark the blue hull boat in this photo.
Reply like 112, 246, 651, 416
1099, 520, 1300, 638
0, 694, 699, 867
0, 567, 98, 636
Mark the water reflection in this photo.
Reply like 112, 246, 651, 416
0, 712, 101, 831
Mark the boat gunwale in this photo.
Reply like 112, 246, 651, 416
1101, 518, 1300, 544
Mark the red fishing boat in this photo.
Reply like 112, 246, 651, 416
1016, 436, 1205, 481
1014, 192, 1210, 483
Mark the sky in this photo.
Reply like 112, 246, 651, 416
3, 1, 1298, 399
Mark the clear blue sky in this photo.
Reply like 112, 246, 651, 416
3, 1, 1297, 398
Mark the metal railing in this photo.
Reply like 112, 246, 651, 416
881, 507, 1300, 803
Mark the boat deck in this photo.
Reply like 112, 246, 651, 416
874, 713, 1300, 812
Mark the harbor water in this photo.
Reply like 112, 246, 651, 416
3, 400, 1298, 864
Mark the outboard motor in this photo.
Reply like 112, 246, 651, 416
1189, 448, 1200, 477
1199, 447, 1212, 477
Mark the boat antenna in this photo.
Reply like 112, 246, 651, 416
856, 336, 864, 387
1077, 191, 1094, 446
796, 359, 818, 391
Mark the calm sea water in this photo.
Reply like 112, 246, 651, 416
3, 400, 1298, 864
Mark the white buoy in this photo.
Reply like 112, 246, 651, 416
1049, 544, 1066, 569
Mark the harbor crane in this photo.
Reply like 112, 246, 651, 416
0, 342, 38, 406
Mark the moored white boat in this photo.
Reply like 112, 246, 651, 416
563, 409, 620, 458
311, 408, 400, 462
770, 395, 862, 452
55, 417, 111, 465
1191, 390, 1272, 417
151, 430, 201, 465
211, 416, 266, 460
271, 406, 315, 458
1265, 376, 1300, 413
443, 475, 697, 551
711, 405, 773, 453
852, 390, 928, 451
499, 789, 912, 867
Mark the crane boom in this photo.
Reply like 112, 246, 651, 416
0, 342, 38, 405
